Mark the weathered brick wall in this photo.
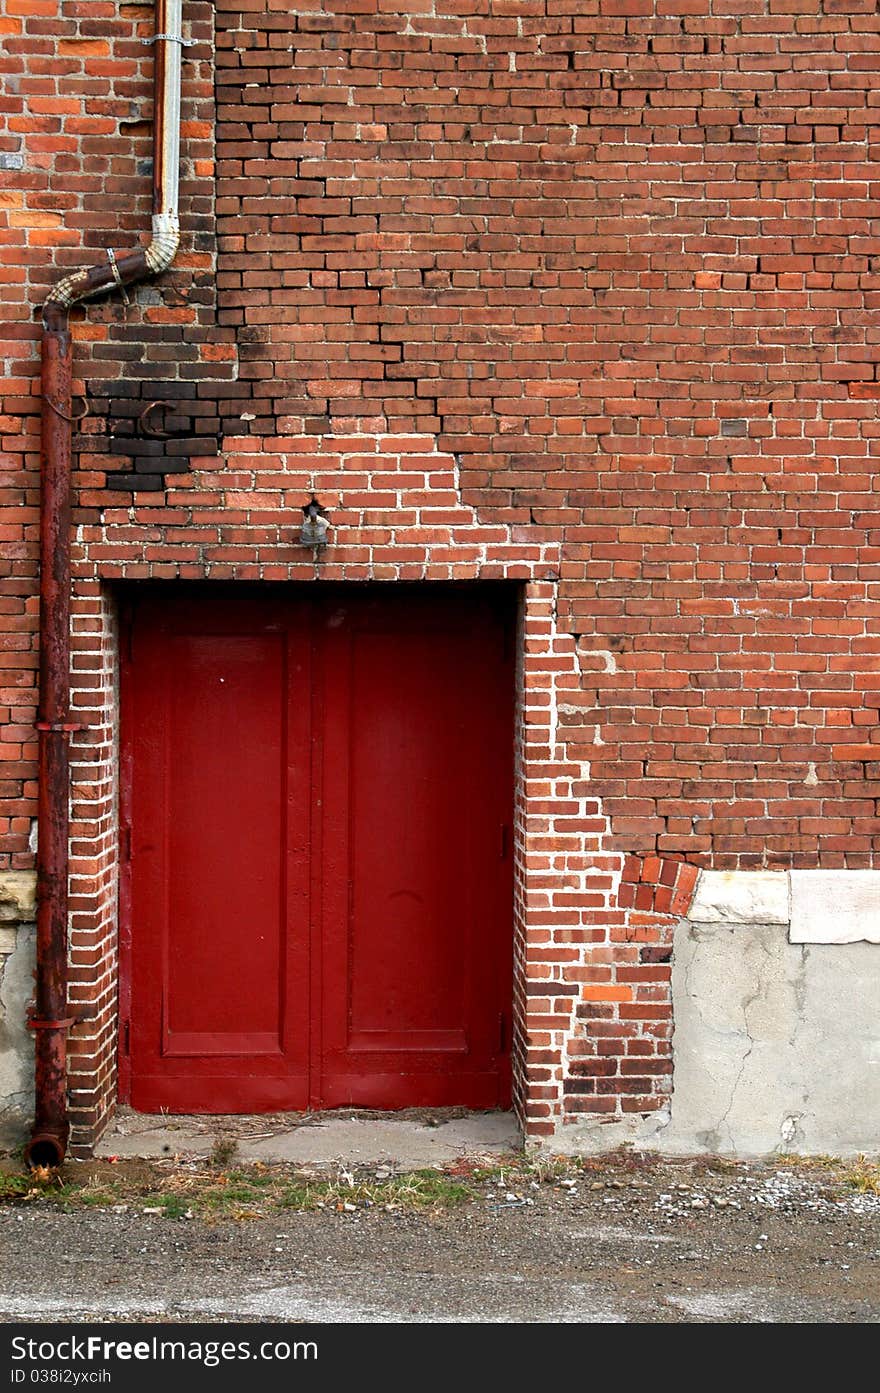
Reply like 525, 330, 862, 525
2, 0, 880, 1145
1, 0, 217, 867
201, 0, 880, 870
213, 0, 880, 870
7, 0, 879, 871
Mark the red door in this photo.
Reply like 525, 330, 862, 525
120, 585, 514, 1113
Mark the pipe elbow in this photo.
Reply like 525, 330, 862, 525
144, 212, 180, 275
45, 269, 90, 314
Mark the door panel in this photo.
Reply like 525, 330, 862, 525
125, 596, 312, 1112
123, 585, 514, 1113
163, 632, 285, 1057
318, 591, 513, 1106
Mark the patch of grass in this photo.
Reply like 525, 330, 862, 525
224, 1167, 275, 1190
516, 1156, 577, 1185
0, 1156, 485, 1221
5, 1144, 876, 1221
209, 1182, 262, 1204
776, 1153, 839, 1171
775, 1151, 880, 1199
0, 1171, 45, 1202
0, 1163, 77, 1204
469, 1155, 561, 1186
470, 1153, 619, 1191
62, 1182, 119, 1209
277, 1167, 474, 1214
839, 1156, 880, 1195
142, 1192, 192, 1219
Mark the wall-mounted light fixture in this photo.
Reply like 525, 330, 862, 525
300, 496, 330, 548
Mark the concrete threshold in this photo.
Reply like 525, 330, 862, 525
93, 1107, 520, 1170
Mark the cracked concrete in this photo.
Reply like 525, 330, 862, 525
0, 923, 34, 1152
95, 1108, 520, 1167
665, 921, 880, 1157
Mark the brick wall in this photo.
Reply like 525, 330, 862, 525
2, 0, 880, 1147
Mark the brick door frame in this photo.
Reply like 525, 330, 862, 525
63, 435, 636, 1154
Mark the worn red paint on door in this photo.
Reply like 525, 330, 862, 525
120, 585, 515, 1113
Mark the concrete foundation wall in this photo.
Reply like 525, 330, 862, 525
542, 872, 880, 1159
666, 922, 880, 1157
0, 873, 35, 1151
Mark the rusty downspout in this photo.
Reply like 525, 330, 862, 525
26, 0, 186, 1168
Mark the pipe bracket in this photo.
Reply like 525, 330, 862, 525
140, 33, 195, 46
137, 398, 176, 438
106, 249, 130, 304
45, 395, 89, 424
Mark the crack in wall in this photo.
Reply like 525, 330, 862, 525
711, 940, 771, 1151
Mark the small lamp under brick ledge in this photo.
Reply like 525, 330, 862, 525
299, 496, 331, 549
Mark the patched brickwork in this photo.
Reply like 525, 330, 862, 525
618, 856, 699, 918
3, 0, 880, 1149
83, 378, 254, 490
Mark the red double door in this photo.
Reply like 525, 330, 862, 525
120, 584, 515, 1114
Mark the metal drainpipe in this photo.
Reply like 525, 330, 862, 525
26, 0, 186, 1168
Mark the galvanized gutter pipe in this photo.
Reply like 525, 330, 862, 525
27, 0, 185, 1168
